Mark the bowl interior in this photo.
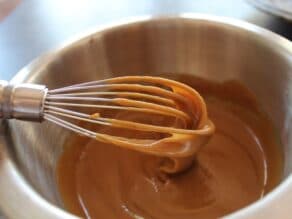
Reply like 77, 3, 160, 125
7, 17, 292, 214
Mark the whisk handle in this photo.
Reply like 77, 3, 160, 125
0, 80, 47, 121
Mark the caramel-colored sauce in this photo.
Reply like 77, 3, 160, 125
56, 75, 283, 219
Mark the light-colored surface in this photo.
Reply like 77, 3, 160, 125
0, 15, 291, 219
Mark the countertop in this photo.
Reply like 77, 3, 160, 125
0, 0, 291, 80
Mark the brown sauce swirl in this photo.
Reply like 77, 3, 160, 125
56, 75, 283, 219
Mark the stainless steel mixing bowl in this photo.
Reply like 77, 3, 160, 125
0, 15, 291, 219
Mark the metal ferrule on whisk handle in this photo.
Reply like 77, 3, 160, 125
0, 80, 47, 121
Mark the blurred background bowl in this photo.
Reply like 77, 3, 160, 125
248, 0, 292, 21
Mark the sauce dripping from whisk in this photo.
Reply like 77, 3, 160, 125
83, 76, 215, 173
47, 76, 214, 167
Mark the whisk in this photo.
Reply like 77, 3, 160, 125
0, 76, 214, 157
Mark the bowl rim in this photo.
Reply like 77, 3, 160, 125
1, 14, 291, 219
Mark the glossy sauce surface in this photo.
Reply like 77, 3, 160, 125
57, 75, 283, 219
